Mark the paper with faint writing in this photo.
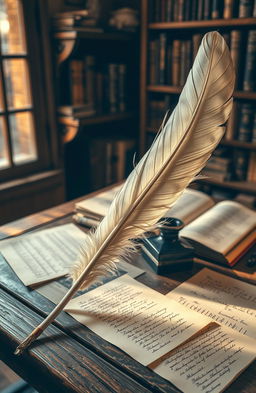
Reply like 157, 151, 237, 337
0, 224, 87, 286
154, 325, 255, 393
65, 274, 212, 365
166, 268, 256, 338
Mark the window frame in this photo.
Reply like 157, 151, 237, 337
0, 0, 60, 182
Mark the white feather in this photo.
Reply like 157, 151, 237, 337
14, 31, 235, 355
72, 31, 235, 288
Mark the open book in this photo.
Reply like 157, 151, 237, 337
180, 201, 256, 266
76, 185, 256, 267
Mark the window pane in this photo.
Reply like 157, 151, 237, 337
0, 116, 10, 168
3, 59, 31, 109
10, 111, 37, 164
0, 0, 26, 54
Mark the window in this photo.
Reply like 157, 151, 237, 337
0, 0, 65, 225
0, 0, 54, 181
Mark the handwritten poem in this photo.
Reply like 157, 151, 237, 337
154, 325, 255, 393
166, 268, 256, 338
64, 274, 212, 365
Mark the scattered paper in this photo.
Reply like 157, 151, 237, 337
0, 223, 145, 287
166, 268, 256, 338
65, 274, 212, 366
0, 224, 86, 286
153, 325, 255, 393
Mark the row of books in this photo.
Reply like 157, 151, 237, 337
149, 0, 256, 22
149, 30, 256, 91
146, 97, 256, 183
148, 96, 256, 144
227, 102, 256, 143
89, 137, 136, 190
202, 147, 256, 182
67, 57, 128, 115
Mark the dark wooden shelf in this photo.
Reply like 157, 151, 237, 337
147, 85, 256, 100
59, 112, 136, 143
54, 29, 135, 41
197, 178, 256, 194
149, 18, 256, 30
221, 140, 256, 150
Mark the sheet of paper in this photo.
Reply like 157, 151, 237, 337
36, 260, 144, 304
166, 268, 256, 339
153, 325, 255, 393
0, 224, 86, 286
65, 274, 212, 366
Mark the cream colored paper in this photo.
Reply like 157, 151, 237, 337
154, 325, 255, 393
166, 268, 256, 338
165, 188, 214, 224
65, 274, 212, 366
180, 201, 256, 255
0, 224, 86, 286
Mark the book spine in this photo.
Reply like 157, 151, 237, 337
223, 0, 234, 18
252, 113, 256, 143
166, 0, 173, 21
203, 0, 211, 19
108, 63, 118, 113
229, 30, 242, 89
247, 152, 256, 181
149, 40, 157, 85
225, 101, 238, 140
212, 0, 221, 18
69, 60, 84, 105
197, 0, 204, 20
191, 0, 198, 20
118, 64, 127, 112
243, 30, 256, 92
159, 33, 167, 85
239, 0, 254, 16
171, 40, 181, 86
177, 0, 185, 21
237, 103, 254, 142
84, 55, 95, 108
234, 150, 249, 181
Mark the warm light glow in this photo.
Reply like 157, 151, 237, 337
0, 13, 9, 35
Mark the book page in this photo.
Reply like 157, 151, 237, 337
165, 188, 214, 224
75, 184, 122, 217
64, 274, 212, 366
166, 268, 256, 339
0, 224, 86, 286
153, 325, 255, 393
180, 201, 256, 255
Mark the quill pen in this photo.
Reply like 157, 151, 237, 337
15, 31, 235, 355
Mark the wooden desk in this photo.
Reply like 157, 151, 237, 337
0, 190, 255, 393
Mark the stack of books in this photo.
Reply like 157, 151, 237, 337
52, 9, 103, 31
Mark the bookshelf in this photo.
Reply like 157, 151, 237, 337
140, 0, 256, 201
53, 27, 139, 199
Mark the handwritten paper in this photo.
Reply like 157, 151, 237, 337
64, 274, 212, 366
153, 325, 255, 393
166, 268, 256, 338
0, 224, 86, 286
